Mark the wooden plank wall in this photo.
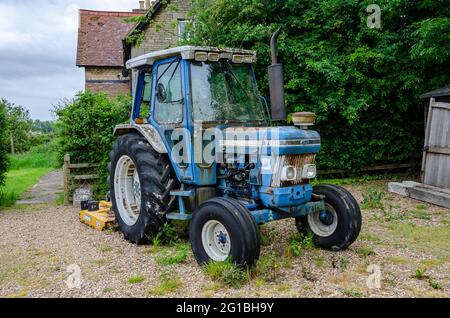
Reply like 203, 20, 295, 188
422, 98, 450, 190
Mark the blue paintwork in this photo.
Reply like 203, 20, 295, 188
251, 200, 325, 225
259, 184, 313, 208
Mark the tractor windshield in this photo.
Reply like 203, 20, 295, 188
190, 61, 266, 123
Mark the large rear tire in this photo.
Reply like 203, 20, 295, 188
296, 184, 361, 251
109, 133, 178, 244
190, 197, 260, 268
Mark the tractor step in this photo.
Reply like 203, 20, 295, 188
170, 190, 194, 197
166, 212, 193, 221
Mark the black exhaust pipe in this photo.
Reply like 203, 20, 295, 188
268, 28, 286, 122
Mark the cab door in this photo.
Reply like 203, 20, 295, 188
149, 57, 194, 183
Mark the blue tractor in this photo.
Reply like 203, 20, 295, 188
109, 30, 361, 267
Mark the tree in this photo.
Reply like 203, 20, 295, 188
187, 0, 450, 171
1, 99, 33, 154
0, 102, 8, 187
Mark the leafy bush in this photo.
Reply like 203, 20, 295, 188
187, 0, 450, 171
54, 92, 131, 197
0, 103, 8, 187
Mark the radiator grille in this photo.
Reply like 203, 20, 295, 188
273, 154, 316, 187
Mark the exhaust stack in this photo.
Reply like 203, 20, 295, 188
268, 28, 286, 122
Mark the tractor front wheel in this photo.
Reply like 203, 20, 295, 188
296, 184, 361, 251
190, 197, 260, 268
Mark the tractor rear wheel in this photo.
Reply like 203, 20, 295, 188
190, 197, 260, 268
109, 133, 178, 244
296, 184, 361, 251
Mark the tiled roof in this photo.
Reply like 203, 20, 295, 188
76, 10, 143, 67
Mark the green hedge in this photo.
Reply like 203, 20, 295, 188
54, 92, 131, 196
187, 0, 450, 171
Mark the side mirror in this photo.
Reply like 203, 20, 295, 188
156, 83, 166, 103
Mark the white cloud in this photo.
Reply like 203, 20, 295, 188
0, 0, 139, 120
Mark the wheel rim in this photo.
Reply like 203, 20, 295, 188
201, 220, 231, 261
114, 155, 141, 226
307, 203, 338, 237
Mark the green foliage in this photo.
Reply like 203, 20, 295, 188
31, 120, 55, 134
188, 0, 450, 170
412, 267, 428, 280
1, 99, 33, 154
285, 232, 315, 257
128, 275, 145, 284
156, 243, 190, 265
148, 271, 182, 296
0, 102, 8, 187
361, 187, 385, 209
53, 92, 131, 197
203, 259, 248, 288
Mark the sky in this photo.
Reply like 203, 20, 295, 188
0, 0, 140, 120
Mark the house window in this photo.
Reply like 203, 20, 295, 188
177, 20, 191, 40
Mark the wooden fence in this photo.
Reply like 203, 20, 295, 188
63, 154, 99, 206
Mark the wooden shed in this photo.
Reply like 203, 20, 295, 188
389, 86, 450, 208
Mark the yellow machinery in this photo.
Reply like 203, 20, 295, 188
79, 201, 115, 231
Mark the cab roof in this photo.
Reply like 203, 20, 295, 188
126, 46, 256, 70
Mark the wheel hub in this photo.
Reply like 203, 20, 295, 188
319, 210, 334, 226
201, 221, 231, 261
114, 155, 142, 226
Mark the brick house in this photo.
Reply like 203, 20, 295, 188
76, 0, 191, 98
123, 0, 192, 93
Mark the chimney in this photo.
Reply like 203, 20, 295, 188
139, 1, 145, 10
146, 0, 152, 10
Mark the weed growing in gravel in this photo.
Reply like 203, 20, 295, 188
361, 188, 385, 210
357, 246, 375, 257
100, 246, 113, 253
340, 288, 365, 298
412, 268, 428, 280
128, 275, 145, 284
260, 226, 278, 246
415, 204, 428, 210
203, 259, 248, 289
409, 209, 431, 220
339, 257, 349, 272
156, 243, 190, 266
152, 223, 181, 249
148, 272, 182, 296
428, 278, 442, 290
252, 252, 290, 282
359, 233, 381, 243
285, 232, 314, 257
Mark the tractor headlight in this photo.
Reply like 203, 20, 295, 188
280, 166, 297, 181
301, 164, 317, 179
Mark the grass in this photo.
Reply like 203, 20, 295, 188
285, 232, 314, 257
412, 268, 428, 280
0, 143, 58, 208
361, 187, 385, 209
155, 243, 190, 266
203, 259, 248, 289
357, 246, 375, 257
128, 275, 145, 284
148, 272, 182, 296
340, 288, 366, 298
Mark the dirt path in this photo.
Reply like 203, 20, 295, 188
16, 171, 63, 205
0, 180, 448, 298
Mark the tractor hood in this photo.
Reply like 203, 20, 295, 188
219, 126, 321, 156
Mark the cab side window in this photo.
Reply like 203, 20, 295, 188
154, 59, 183, 124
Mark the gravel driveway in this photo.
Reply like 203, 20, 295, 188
0, 179, 449, 298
